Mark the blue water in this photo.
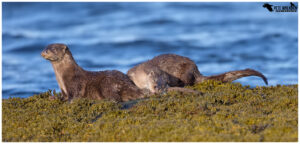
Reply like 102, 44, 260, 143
2, 2, 298, 98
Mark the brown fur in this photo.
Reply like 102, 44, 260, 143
127, 54, 268, 94
41, 43, 144, 102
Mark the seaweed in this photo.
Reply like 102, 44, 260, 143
2, 80, 298, 142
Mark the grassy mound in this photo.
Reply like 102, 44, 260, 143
2, 81, 298, 142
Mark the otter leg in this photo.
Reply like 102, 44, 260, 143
157, 84, 169, 94
167, 87, 202, 95
120, 87, 146, 102
59, 90, 69, 101
109, 92, 123, 102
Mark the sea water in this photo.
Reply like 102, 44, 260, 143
2, 2, 298, 98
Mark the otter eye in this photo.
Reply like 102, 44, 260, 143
50, 48, 57, 54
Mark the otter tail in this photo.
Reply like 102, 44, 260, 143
198, 68, 268, 85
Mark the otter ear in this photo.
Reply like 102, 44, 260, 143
62, 45, 68, 54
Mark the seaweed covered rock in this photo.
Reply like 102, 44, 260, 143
2, 81, 298, 142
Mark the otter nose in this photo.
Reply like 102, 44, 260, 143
41, 50, 47, 57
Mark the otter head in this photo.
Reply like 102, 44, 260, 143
148, 70, 168, 94
41, 43, 68, 62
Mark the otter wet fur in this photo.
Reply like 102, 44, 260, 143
127, 54, 268, 94
41, 43, 144, 102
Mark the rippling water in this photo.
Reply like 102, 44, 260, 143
2, 2, 298, 98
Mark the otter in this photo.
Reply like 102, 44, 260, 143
127, 62, 198, 94
127, 54, 268, 94
41, 43, 145, 102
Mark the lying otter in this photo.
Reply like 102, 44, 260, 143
127, 62, 197, 94
127, 54, 268, 94
41, 43, 144, 102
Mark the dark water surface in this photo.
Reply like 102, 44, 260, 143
2, 2, 298, 98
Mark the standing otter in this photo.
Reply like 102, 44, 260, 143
127, 54, 268, 94
41, 43, 145, 102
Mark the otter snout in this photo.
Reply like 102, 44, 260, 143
41, 48, 55, 61
41, 49, 47, 58
41, 49, 52, 60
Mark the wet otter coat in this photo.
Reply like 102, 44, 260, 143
127, 54, 268, 94
41, 43, 144, 102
